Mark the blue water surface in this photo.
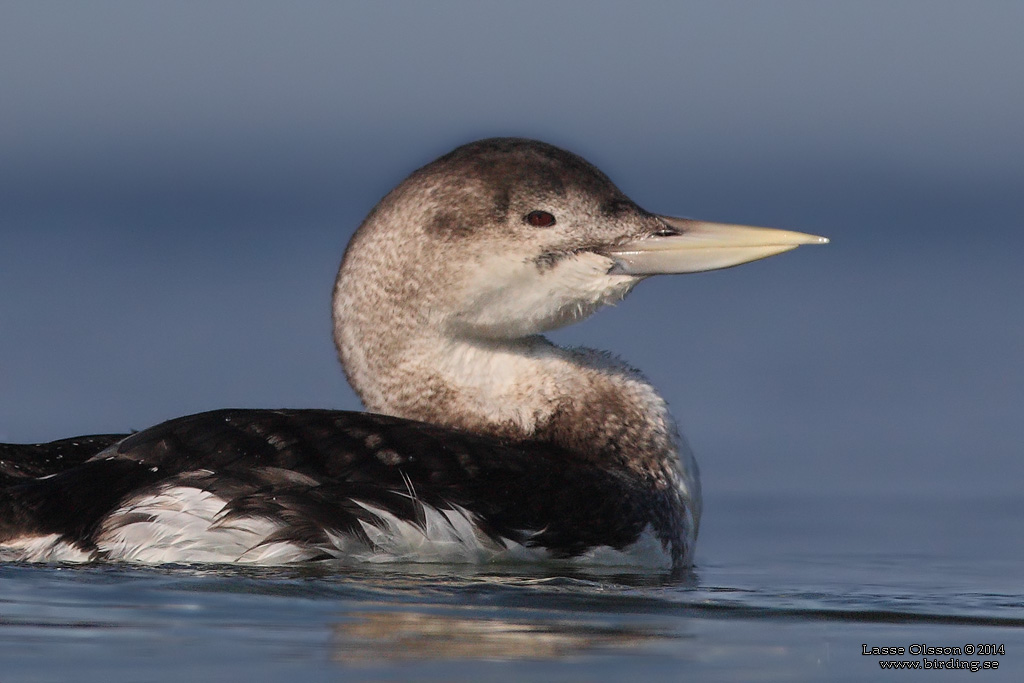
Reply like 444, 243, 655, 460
1, 493, 1020, 682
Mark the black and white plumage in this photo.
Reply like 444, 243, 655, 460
0, 138, 825, 569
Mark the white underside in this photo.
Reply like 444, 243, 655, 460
0, 533, 93, 563
0, 486, 675, 569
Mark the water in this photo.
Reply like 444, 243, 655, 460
1, 493, 1020, 681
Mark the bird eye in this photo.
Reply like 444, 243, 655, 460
525, 211, 556, 228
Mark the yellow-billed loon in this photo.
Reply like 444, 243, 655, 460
0, 138, 826, 569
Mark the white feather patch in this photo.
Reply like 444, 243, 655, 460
576, 525, 674, 569
343, 501, 518, 563
95, 486, 314, 564
0, 533, 92, 563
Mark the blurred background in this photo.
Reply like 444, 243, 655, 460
1, 1, 1021, 506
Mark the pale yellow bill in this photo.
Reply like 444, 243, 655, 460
604, 216, 829, 275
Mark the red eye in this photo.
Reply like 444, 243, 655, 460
525, 211, 556, 227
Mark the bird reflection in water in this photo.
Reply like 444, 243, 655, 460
332, 608, 673, 662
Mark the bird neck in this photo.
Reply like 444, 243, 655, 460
342, 327, 681, 475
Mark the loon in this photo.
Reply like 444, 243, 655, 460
0, 138, 825, 569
